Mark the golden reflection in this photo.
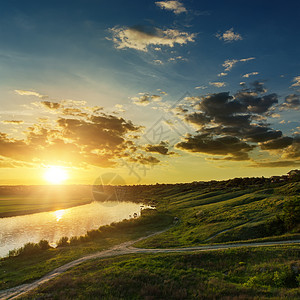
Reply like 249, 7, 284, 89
53, 209, 65, 221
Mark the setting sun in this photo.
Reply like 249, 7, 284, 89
44, 166, 68, 184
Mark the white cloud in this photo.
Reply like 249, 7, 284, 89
168, 56, 188, 62
270, 113, 280, 118
114, 104, 125, 112
291, 76, 300, 87
15, 90, 47, 98
218, 72, 228, 77
242, 72, 259, 78
155, 1, 187, 14
222, 57, 255, 71
195, 85, 207, 90
209, 82, 226, 88
216, 28, 243, 42
157, 89, 168, 95
110, 26, 195, 52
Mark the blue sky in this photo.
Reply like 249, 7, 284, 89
0, 0, 299, 184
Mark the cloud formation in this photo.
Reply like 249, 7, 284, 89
1, 120, 24, 124
291, 76, 300, 87
144, 141, 175, 156
174, 82, 300, 164
216, 28, 243, 42
177, 134, 254, 161
242, 72, 259, 78
209, 82, 226, 88
15, 90, 47, 99
279, 94, 300, 110
223, 57, 255, 72
0, 100, 151, 168
155, 1, 187, 14
110, 25, 195, 52
131, 93, 162, 106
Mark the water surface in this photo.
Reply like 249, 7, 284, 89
0, 201, 143, 257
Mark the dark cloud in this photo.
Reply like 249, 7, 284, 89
235, 92, 278, 114
130, 154, 160, 165
249, 161, 300, 168
196, 92, 244, 116
214, 114, 251, 127
174, 82, 291, 162
243, 126, 282, 143
184, 112, 210, 127
144, 141, 175, 155
41, 101, 61, 110
260, 137, 294, 150
280, 94, 300, 110
250, 80, 267, 93
176, 134, 255, 160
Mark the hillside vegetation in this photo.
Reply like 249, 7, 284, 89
121, 180, 300, 248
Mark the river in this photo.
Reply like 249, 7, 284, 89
0, 201, 145, 257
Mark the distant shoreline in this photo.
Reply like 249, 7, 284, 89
0, 199, 92, 219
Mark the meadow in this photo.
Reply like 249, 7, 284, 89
20, 245, 300, 299
0, 175, 299, 298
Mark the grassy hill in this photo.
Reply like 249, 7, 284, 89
123, 180, 300, 248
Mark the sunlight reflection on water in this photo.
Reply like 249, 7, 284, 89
53, 209, 66, 221
0, 201, 144, 257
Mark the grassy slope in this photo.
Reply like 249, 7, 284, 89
21, 245, 300, 300
135, 181, 300, 248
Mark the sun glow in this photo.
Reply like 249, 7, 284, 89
44, 166, 68, 184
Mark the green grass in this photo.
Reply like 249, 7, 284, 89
134, 182, 300, 248
20, 245, 300, 299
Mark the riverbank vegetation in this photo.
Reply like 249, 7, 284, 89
0, 210, 172, 290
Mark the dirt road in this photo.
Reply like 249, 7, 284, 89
1, 232, 299, 300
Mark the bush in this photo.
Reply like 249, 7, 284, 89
57, 236, 69, 247
9, 242, 40, 257
8, 239, 53, 257
38, 239, 50, 250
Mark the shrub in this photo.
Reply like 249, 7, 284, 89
38, 239, 50, 250
9, 242, 40, 257
57, 236, 69, 247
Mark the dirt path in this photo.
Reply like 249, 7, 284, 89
1, 231, 300, 300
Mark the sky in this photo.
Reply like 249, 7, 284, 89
0, 0, 299, 185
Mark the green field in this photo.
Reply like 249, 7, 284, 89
21, 245, 300, 300
1, 177, 299, 298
